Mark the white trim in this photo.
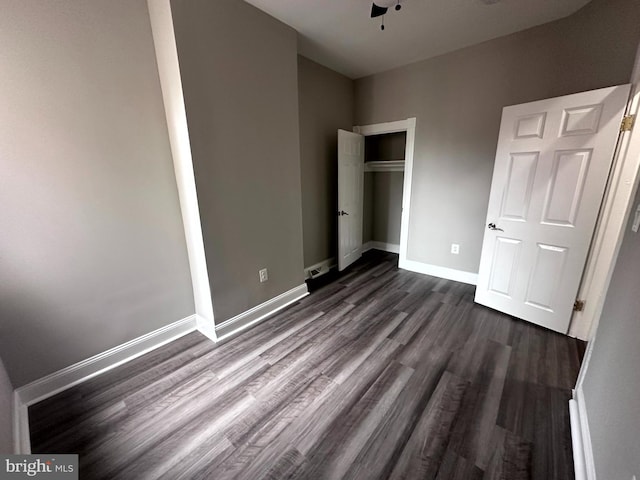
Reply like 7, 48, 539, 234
13, 392, 28, 454
12, 315, 197, 453
304, 258, 336, 279
364, 160, 404, 172
363, 241, 400, 254
400, 258, 478, 285
354, 118, 416, 272
196, 314, 218, 343
570, 334, 597, 479
574, 327, 598, 397
147, 0, 216, 337
570, 387, 596, 480
11, 283, 310, 452
15, 316, 197, 407
568, 54, 640, 480
215, 284, 309, 340
569, 80, 640, 340
354, 119, 413, 135
569, 399, 588, 480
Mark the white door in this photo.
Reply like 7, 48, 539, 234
475, 85, 631, 334
338, 129, 365, 271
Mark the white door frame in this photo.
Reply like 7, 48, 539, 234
354, 118, 416, 269
568, 57, 640, 341
569, 51, 640, 480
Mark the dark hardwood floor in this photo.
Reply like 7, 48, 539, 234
29, 251, 585, 480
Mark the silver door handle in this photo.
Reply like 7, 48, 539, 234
488, 222, 504, 231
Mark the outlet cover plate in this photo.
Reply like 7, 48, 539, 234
259, 268, 268, 283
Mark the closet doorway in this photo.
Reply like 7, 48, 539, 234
363, 131, 405, 254
337, 118, 416, 271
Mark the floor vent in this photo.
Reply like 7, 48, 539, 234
304, 260, 335, 280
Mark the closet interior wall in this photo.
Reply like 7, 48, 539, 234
363, 132, 406, 248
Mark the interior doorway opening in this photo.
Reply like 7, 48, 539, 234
362, 131, 406, 255
353, 117, 417, 270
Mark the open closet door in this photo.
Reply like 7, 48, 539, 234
338, 129, 365, 271
475, 85, 631, 334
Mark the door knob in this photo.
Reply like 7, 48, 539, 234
338, 210, 349, 216
488, 222, 504, 231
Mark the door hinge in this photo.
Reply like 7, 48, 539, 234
573, 299, 585, 312
621, 115, 635, 132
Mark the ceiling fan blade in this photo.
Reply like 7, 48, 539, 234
370, 3, 389, 18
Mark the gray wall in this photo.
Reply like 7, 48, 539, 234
171, 0, 305, 322
363, 172, 404, 246
581, 185, 640, 480
365, 132, 406, 162
363, 173, 374, 244
0, 0, 194, 387
0, 357, 12, 453
355, 0, 640, 274
298, 56, 355, 267
371, 172, 404, 245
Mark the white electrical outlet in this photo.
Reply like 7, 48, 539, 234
259, 268, 268, 283
451, 243, 460, 255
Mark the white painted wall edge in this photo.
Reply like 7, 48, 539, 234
147, 0, 216, 334
363, 241, 400, 254
13, 314, 198, 453
304, 258, 336, 279
400, 258, 478, 285
196, 314, 217, 343
215, 284, 309, 340
571, 387, 597, 480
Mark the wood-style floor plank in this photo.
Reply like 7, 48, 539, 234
388, 371, 468, 480
29, 250, 585, 480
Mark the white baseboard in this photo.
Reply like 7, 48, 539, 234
363, 241, 400, 254
304, 258, 336, 280
570, 387, 596, 480
400, 258, 478, 285
12, 314, 197, 453
12, 285, 310, 454
215, 284, 309, 340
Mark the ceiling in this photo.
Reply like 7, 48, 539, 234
243, 0, 592, 79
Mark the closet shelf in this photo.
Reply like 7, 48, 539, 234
364, 160, 405, 172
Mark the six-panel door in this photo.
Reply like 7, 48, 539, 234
475, 85, 631, 333
338, 129, 365, 271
